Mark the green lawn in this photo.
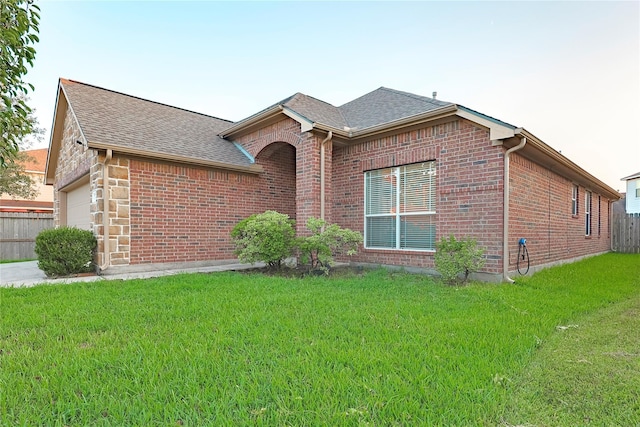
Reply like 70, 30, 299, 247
1, 253, 638, 426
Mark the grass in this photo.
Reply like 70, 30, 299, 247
0, 253, 638, 425
501, 287, 640, 426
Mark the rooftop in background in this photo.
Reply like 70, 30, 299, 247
621, 172, 640, 181
20, 148, 48, 173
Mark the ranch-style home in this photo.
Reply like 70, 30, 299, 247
45, 78, 619, 281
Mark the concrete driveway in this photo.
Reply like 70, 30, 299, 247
0, 260, 261, 288
0, 261, 48, 287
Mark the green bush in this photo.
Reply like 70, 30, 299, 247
35, 227, 97, 277
230, 211, 296, 270
297, 217, 363, 273
434, 235, 486, 284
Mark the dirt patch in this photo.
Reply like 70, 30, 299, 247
235, 264, 366, 278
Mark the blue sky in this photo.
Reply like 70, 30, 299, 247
27, 1, 639, 191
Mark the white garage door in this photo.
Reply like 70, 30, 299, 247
66, 181, 91, 230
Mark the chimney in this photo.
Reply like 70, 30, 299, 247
432, 91, 437, 100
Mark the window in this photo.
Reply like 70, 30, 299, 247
585, 191, 592, 236
636, 187, 640, 198
598, 195, 601, 236
365, 162, 436, 251
571, 184, 578, 215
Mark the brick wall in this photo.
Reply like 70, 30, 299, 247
508, 153, 612, 271
128, 146, 296, 264
332, 119, 505, 273
232, 117, 324, 236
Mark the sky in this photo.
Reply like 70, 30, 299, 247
25, 1, 639, 192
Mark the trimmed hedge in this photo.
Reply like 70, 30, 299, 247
35, 227, 97, 277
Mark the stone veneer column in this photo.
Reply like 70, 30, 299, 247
92, 153, 130, 268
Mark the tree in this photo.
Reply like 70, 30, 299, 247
0, 150, 37, 198
0, 95, 43, 198
1, 0, 40, 166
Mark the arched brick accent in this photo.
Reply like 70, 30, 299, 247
248, 131, 300, 159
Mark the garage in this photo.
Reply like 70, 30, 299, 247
65, 179, 91, 230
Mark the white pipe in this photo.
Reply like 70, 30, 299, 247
503, 137, 527, 283
320, 131, 333, 222
99, 149, 113, 272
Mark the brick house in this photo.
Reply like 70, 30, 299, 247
45, 79, 619, 281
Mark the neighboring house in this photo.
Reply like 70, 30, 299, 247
621, 172, 640, 213
45, 78, 620, 281
0, 148, 54, 213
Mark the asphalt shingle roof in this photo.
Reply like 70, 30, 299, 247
60, 79, 254, 167
338, 87, 453, 130
261, 87, 454, 131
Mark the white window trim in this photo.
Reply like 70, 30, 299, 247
585, 191, 592, 236
364, 163, 436, 252
571, 184, 578, 216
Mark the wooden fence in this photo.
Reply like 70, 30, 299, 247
0, 212, 54, 260
612, 212, 640, 254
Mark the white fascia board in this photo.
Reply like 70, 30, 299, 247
456, 107, 516, 143
282, 107, 314, 132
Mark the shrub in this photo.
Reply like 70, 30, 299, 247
230, 211, 296, 270
297, 217, 363, 273
434, 235, 486, 284
35, 227, 97, 277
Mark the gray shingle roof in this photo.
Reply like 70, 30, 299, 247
260, 87, 454, 131
283, 93, 348, 129
61, 79, 254, 167
338, 87, 452, 130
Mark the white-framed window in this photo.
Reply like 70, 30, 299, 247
364, 161, 436, 251
636, 187, 640, 198
571, 184, 578, 216
585, 191, 592, 236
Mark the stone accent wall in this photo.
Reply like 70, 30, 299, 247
52, 105, 95, 227
90, 154, 131, 267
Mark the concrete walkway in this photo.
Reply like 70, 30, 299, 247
0, 260, 260, 288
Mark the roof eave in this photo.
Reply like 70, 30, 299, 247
510, 128, 620, 200
44, 82, 67, 185
621, 172, 640, 181
87, 141, 263, 174
219, 105, 284, 139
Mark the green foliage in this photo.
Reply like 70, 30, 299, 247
297, 217, 363, 273
230, 210, 296, 269
1, 0, 40, 166
0, 150, 36, 198
34, 227, 97, 277
434, 234, 486, 284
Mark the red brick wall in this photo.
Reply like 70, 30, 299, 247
508, 153, 612, 271
332, 119, 505, 273
233, 117, 324, 235
128, 149, 295, 264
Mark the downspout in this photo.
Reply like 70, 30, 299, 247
99, 149, 113, 272
320, 131, 333, 222
503, 137, 527, 283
